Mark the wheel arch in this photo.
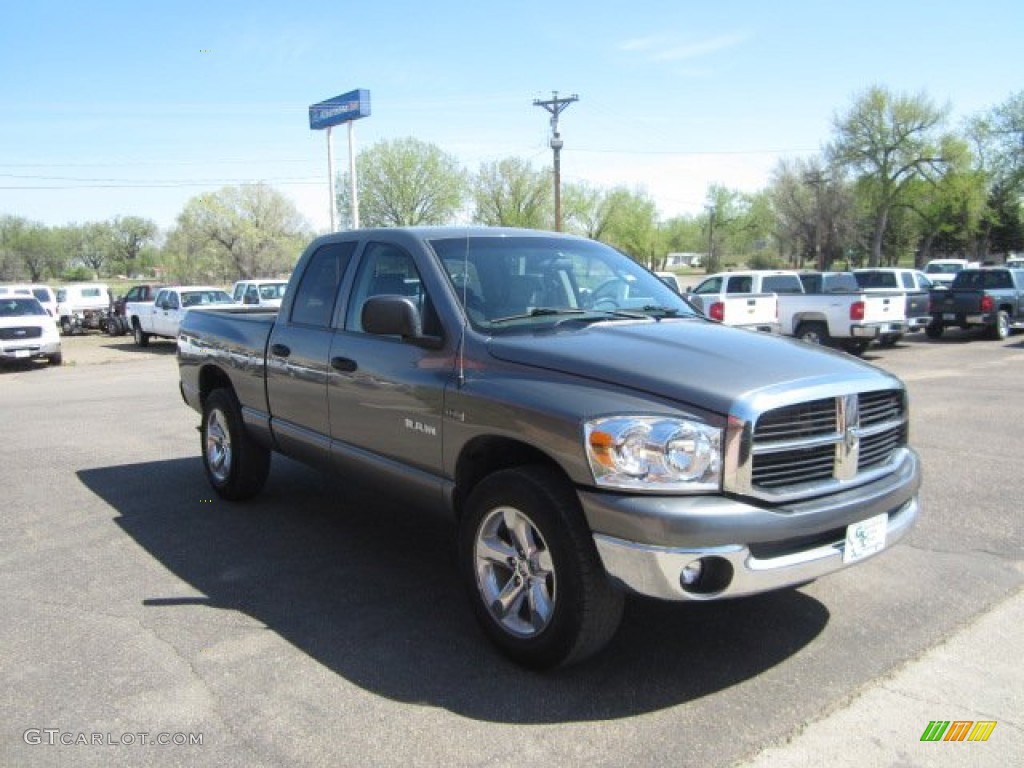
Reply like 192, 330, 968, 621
792, 311, 828, 326
453, 435, 573, 519
197, 363, 236, 408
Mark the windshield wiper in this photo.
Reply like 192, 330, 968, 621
639, 305, 683, 318
489, 307, 587, 324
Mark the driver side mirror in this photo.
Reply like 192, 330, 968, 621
362, 295, 442, 348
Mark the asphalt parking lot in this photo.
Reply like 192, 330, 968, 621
1, 330, 1021, 767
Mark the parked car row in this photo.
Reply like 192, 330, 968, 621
667, 263, 1024, 354
113, 279, 287, 346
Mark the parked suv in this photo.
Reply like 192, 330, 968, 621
0, 296, 62, 366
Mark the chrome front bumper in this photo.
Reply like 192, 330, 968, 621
581, 448, 920, 601
593, 496, 917, 600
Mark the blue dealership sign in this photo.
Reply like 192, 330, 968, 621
309, 89, 371, 130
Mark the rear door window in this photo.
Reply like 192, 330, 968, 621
289, 242, 356, 327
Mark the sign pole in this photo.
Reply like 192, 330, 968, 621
326, 126, 336, 232
308, 88, 370, 231
348, 121, 359, 230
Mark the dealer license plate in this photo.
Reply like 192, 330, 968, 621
943, 313, 956, 321
14, 350, 30, 358
843, 513, 888, 563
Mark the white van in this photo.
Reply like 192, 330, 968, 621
55, 283, 111, 334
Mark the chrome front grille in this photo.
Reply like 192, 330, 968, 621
0, 326, 43, 340
726, 387, 908, 502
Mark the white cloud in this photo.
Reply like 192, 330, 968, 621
653, 32, 750, 61
617, 31, 750, 62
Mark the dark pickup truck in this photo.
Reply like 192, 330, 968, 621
177, 227, 921, 669
926, 267, 1024, 340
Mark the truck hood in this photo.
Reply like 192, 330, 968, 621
485, 318, 897, 417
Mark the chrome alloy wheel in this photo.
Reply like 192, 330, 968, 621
205, 407, 233, 484
474, 507, 557, 638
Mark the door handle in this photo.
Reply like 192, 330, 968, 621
330, 356, 357, 372
270, 343, 290, 357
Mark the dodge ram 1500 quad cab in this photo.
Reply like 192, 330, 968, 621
178, 227, 921, 669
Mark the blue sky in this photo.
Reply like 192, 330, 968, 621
2, 1, 1021, 234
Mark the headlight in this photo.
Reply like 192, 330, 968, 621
584, 416, 722, 492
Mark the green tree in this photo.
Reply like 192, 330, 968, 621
769, 157, 857, 269
563, 182, 619, 241
592, 187, 661, 265
471, 157, 551, 227
702, 185, 749, 272
338, 138, 467, 227
0, 216, 60, 281
966, 92, 1024, 258
975, 91, 1024, 195
59, 222, 112, 278
108, 215, 158, 276
660, 214, 705, 259
902, 158, 987, 265
828, 86, 952, 266
173, 184, 310, 279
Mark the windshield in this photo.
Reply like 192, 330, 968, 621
180, 290, 233, 307
428, 235, 698, 331
854, 271, 897, 289
926, 262, 963, 275
259, 283, 287, 299
0, 297, 47, 317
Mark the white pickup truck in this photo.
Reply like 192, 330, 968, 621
130, 286, 233, 347
682, 273, 779, 332
700, 270, 905, 355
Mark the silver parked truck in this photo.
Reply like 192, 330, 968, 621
178, 227, 921, 669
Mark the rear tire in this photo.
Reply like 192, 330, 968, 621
134, 324, 150, 347
201, 388, 271, 501
795, 321, 830, 346
988, 311, 1009, 340
458, 465, 624, 669
47, 351, 62, 366
925, 321, 943, 339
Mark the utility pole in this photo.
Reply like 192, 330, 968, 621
533, 91, 578, 231
705, 204, 716, 273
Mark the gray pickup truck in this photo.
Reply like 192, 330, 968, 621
927, 267, 1024, 340
178, 227, 921, 669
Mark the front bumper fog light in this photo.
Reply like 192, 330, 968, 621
680, 560, 703, 587
679, 556, 733, 595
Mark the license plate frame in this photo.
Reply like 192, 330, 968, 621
843, 513, 888, 563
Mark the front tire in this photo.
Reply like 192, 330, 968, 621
201, 388, 271, 501
458, 465, 624, 669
